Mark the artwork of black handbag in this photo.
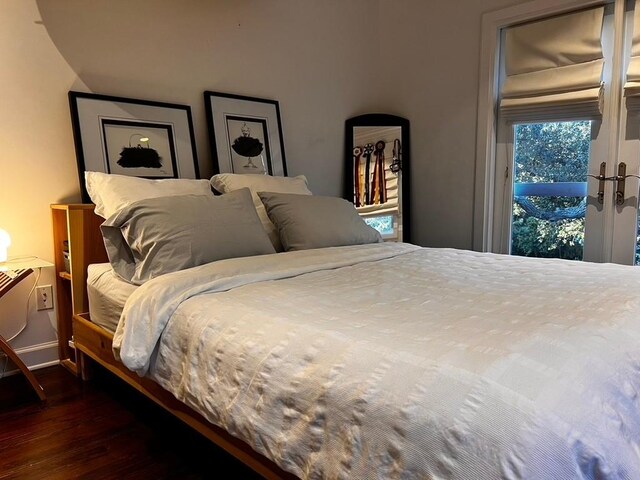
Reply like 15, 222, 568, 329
118, 135, 162, 169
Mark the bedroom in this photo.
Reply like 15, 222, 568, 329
3, 0, 640, 478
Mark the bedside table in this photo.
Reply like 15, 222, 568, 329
0, 257, 53, 402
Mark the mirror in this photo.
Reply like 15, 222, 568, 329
344, 113, 410, 242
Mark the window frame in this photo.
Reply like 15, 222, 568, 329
473, 0, 608, 252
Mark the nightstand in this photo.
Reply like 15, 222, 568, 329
0, 257, 54, 402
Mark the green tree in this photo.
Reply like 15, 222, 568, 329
511, 121, 590, 260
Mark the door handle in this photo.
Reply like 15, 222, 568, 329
587, 162, 607, 204
616, 162, 626, 205
613, 162, 640, 205
587, 162, 640, 205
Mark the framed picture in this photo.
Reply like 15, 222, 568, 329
204, 91, 287, 176
69, 91, 200, 202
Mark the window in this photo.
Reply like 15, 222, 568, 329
511, 121, 590, 260
476, 0, 640, 265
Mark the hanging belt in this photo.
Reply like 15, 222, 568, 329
363, 143, 374, 205
390, 138, 402, 174
353, 146, 362, 207
371, 140, 387, 204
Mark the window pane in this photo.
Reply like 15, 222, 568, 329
511, 121, 590, 261
364, 215, 395, 237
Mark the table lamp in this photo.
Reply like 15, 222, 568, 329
0, 228, 10, 263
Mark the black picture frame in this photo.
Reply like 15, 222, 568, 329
204, 91, 287, 176
69, 91, 200, 202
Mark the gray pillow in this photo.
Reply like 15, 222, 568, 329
257, 192, 383, 251
102, 188, 275, 284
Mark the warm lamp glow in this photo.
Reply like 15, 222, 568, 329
0, 228, 10, 263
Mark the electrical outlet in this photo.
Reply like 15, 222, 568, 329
36, 285, 53, 310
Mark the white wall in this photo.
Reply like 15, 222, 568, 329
0, 0, 89, 370
378, 0, 530, 249
36, 0, 381, 186
2, 0, 535, 369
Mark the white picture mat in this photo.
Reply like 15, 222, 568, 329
75, 97, 198, 179
208, 95, 285, 176
102, 122, 176, 177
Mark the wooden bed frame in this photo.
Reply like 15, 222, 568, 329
72, 314, 297, 479
70, 214, 298, 480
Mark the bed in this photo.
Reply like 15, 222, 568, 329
73, 171, 640, 479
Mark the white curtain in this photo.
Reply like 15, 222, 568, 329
500, 7, 605, 122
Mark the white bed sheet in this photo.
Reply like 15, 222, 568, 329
87, 263, 137, 333
113, 243, 640, 479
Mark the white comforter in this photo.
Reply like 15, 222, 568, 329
113, 243, 640, 479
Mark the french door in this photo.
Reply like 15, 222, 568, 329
492, 0, 640, 265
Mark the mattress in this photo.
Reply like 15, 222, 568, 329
87, 263, 137, 333
113, 243, 640, 479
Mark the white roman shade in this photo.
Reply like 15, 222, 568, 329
500, 7, 605, 122
625, 1, 640, 110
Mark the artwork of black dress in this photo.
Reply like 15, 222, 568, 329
231, 123, 265, 170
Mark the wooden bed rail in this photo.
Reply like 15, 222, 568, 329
73, 313, 298, 480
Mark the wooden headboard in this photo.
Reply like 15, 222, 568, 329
51, 203, 107, 314
51, 203, 107, 373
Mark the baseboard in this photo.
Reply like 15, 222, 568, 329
1, 341, 59, 376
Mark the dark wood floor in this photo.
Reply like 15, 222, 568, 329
0, 364, 264, 479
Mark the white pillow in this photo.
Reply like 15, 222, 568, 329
258, 192, 382, 251
86, 171, 212, 218
210, 173, 312, 251
101, 189, 275, 285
